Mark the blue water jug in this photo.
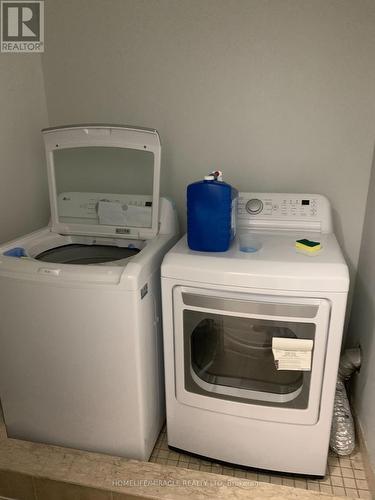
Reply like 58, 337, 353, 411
187, 171, 238, 252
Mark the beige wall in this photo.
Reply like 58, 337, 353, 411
349, 144, 375, 469
0, 55, 49, 243
41, 0, 375, 277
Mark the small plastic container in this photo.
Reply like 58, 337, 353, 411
239, 234, 262, 253
187, 171, 238, 252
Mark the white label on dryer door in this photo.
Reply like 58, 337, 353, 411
272, 337, 313, 371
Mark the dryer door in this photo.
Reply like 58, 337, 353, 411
173, 286, 331, 425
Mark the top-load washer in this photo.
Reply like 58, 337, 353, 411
161, 193, 349, 475
0, 124, 178, 460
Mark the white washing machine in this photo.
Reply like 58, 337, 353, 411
0, 124, 179, 460
161, 193, 349, 475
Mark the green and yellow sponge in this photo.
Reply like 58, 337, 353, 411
295, 238, 321, 253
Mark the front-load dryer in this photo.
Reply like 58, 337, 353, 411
0, 124, 179, 460
161, 193, 349, 475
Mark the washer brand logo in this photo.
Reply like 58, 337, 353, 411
1, 0, 44, 53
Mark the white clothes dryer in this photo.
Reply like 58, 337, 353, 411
0, 124, 179, 460
161, 193, 349, 475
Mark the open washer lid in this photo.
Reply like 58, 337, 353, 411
42, 124, 161, 240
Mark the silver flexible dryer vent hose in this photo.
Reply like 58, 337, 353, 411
330, 348, 361, 456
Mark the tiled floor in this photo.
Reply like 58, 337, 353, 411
150, 428, 373, 499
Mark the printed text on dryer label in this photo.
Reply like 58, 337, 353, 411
272, 337, 313, 371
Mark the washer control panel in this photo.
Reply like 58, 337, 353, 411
240, 195, 318, 218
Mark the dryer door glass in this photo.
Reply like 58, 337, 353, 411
184, 309, 315, 409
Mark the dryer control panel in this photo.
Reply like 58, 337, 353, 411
238, 193, 333, 233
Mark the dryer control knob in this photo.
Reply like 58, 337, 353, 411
246, 198, 263, 215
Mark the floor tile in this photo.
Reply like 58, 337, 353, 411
354, 469, 367, 480
222, 467, 235, 476
166, 460, 178, 468
342, 467, 355, 478
356, 479, 370, 490
345, 488, 360, 498
167, 451, 180, 460
187, 463, 199, 470
331, 475, 344, 487
343, 477, 357, 489
332, 486, 346, 496
328, 456, 340, 466
294, 479, 307, 490
282, 478, 294, 487
177, 462, 187, 468
200, 465, 212, 472
0, 417, 371, 500
307, 482, 320, 491
234, 470, 247, 478
258, 474, 271, 483
352, 461, 366, 470
270, 476, 283, 485
340, 458, 352, 468
320, 484, 333, 495
329, 465, 342, 476
319, 476, 331, 485
149, 427, 373, 498
358, 491, 373, 498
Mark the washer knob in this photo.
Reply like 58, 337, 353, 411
246, 198, 263, 215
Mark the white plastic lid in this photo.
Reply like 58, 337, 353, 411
42, 124, 161, 240
204, 170, 223, 181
